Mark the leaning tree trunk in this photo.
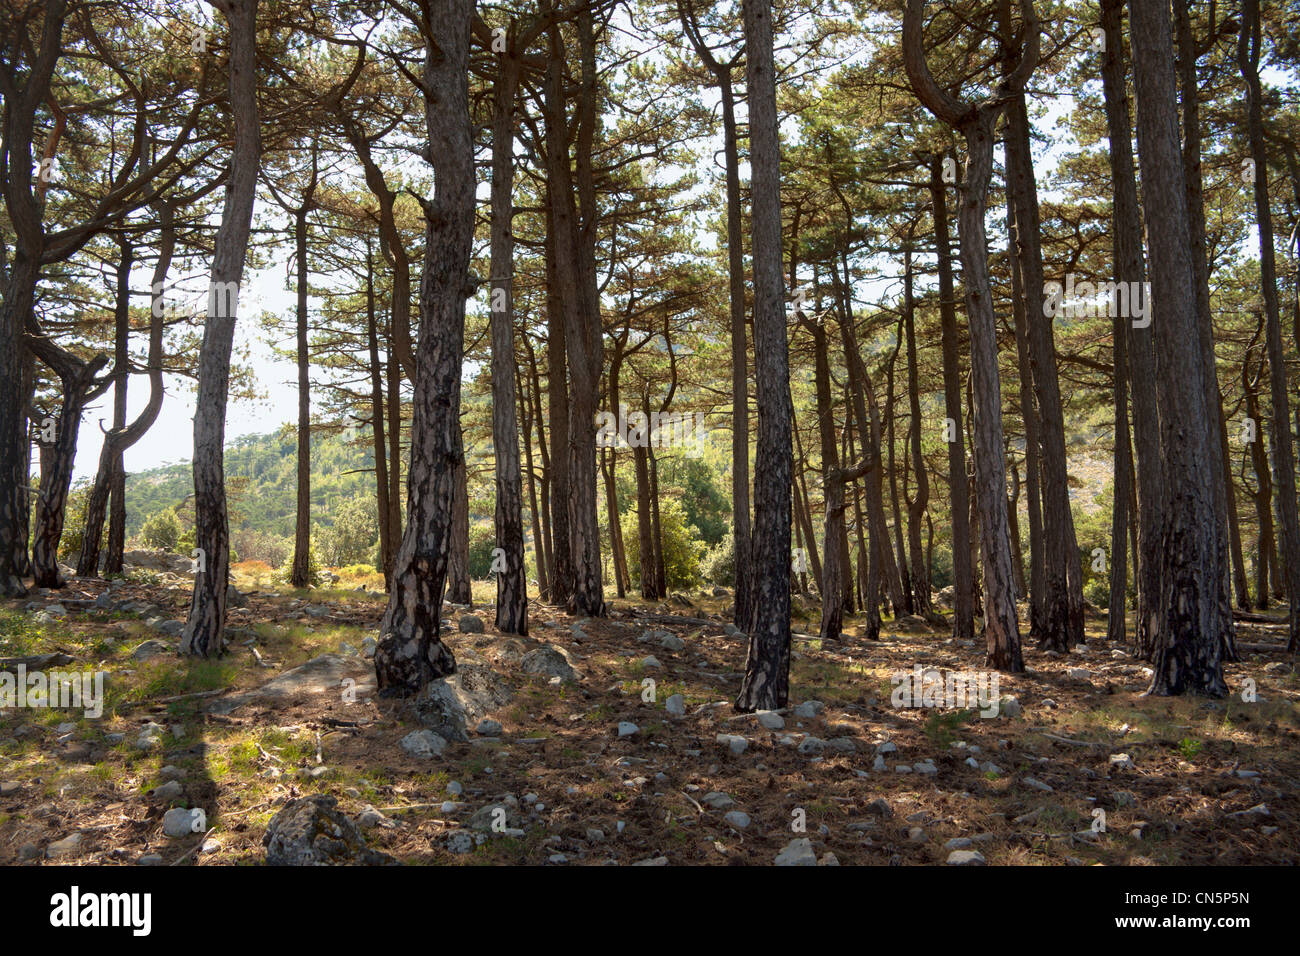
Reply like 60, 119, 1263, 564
373, 0, 475, 692
903, 0, 1030, 672
1240, 0, 1300, 652
1128, 0, 1227, 694
81, 206, 173, 577
29, 346, 107, 588
181, 0, 261, 658
488, 50, 527, 633
736, 0, 793, 712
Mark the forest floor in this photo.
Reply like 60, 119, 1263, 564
1, 564, 1297, 866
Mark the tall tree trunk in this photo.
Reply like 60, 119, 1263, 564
181, 0, 261, 657
446, 451, 471, 605
902, 243, 933, 618
488, 49, 527, 632
929, 155, 974, 639
1128, 0, 1227, 694
543, 187, 574, 607
736, 0, 793, 711
291, 204, 313, 588
372, 0, 473, 692
902, 0, 1030, 672
1240, 0, 1300, 652
1002, 60, 1084, 650
366, 245, 393, 589
1244, 337, 1275, 608
1101, 0, 1162, 658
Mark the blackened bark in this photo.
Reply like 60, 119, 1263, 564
736, 0, 793, 712
366, 246, 393, 589
1128, 0, 1227, 694
488, 49, 527, 633
902, 244, 932, 618
373, 0, 475, 692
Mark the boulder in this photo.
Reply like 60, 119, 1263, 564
263, 795, 393, 865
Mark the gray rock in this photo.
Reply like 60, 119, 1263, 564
163, 807, 203, 838
447, 781, 463, 796
154, 619, 184, 637
659, 634, 686, 652
701, 791, 735, 810
755, 710, 785, 730
206, 653, 376, 716
401, 729, 448, 759
458, 615, 485, 634
138, 853, 164, 866
44, 604, 68, 617
947, 849, 987, 866
445, 831, 475, 854
716, 733, 749, 755
944, 837, 973, 851
468, 802, 524, 833
640, 655, 663, 669
792, 700, 823, 719
520, 644, 581, 682
797, 736, 826, 755
361, 636, 377, 659
723, 810, 751, 829
665, 694, 685, 716
775, 837, 817, 866
914, 759, 938, 775
132, 640, 172, 661
1022, 776, 1054, 792
827, 737, 857, 753
617, 721, 639, 737
1108, 753, 1135, 771
150, 780, 184, 802
263, 795, 392, 865
476, 719, 503, 737
876, 740, 897, 755
999, 696, 1022, 718
867, 798, 893, 817
414, 659, 515, 742
46, 832, 83, 858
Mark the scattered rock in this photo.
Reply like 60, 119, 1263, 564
401, 729, 448, 759
150, 780, 184, 802
947, 849, 987, 866
617, 722, 639, 737
263, 795, 392, 865
716, 733, 749, 755
520, 644, 582, 682
792, 700, 823, 719
46, 832, 83, 858
755, 710, 785, 730
774, 837, 817, 866
131, 640, 172, 661
475, 719, 503, 737
1108, 753, 1135, 772
458, 615, 485, 634
162, 807, 202, 838
723, 810, 751, 829
665, 694, 685, 716
701, 791, 735, 810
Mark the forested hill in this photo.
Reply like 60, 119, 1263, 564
119, 427, 377, 540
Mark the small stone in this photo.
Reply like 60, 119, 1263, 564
914, 759, 938, 775
907, 827, 927, 843
163, 807, 201, 838
361, 636, 378, 658
723, 810, 751, 829
445, 831, 475, 854
1023, 776, 1054, 792
199, 839, 221, 854
476, 719, 503, 737
458, 615, 485, 634
947, 849, 986, 866
665, 694, 685, 716
774, 837, 817, 866
792, 700, 823, 719
716, 733, 748, 755
0, 781, 20, 795
866, 798, 893, 818
586, 827, 606, 842
150, 780, 184, 801
640, 655, 663, 669
401, 729, 448, 759
447, 781, 463, 796
702, 791, 735, 810
944, 837, 973, 851
137, 853, 164, 866
659, 634, 686, 652
797, 736, 826, 755
1068, 667, 1092, 680
981, 761, 1003, 775
873, 755, 887, 771
617, 722, 639, 737
1108, 753, 1135, 771
1041, 698, 1058, 709
818, 852, 841, 866
876, 741, 897, 755
47, 833, 84, 858
999, 696, 1022, 718
755, 710, 785, 730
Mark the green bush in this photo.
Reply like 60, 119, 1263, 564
620, 498, 705, 591
140, 508, 181, 551
468, 524, 498, 578
701, 533, 735, 587
317, 495, 379, 567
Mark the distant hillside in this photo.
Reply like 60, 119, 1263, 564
120, 427, 379, 539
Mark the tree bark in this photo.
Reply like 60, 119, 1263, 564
181, 0, 261, 657
735, 0, 793, 711
372, 0, 474, 692
1128, 0, 1227, 694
